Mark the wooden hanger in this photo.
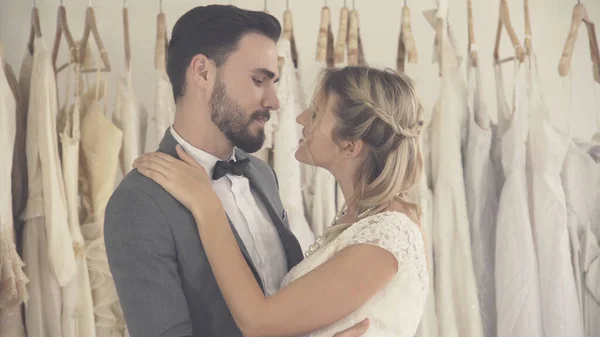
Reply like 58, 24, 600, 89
467, 0, 478, 67
155, 1, 168, 71
355, 7, 366, 66
283, 1, 299, 68
123, 0, 131, 71
346, 0, 365, 66
316, 4, 334, 68
558, 2, 600, 84
347, 8, 359, 66
334, 3, 349, 66
79, 3, 111, 72
51, 4, 78, 72
27, 3, 42, 55
397, 1, 417, 72
493, 0, 524, 64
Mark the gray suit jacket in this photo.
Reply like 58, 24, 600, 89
104, 130, 304, 337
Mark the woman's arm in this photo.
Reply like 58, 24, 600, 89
132, 148, 394, 337
193, 205, 398, 337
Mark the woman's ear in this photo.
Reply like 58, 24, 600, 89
341, 139, 364, 158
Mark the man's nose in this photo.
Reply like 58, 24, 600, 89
263, 87, 280, 111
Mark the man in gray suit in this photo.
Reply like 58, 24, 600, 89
104, 5, 368, 337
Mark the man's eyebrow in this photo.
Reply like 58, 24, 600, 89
253, 68, 279, 83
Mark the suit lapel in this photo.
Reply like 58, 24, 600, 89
236, 150, 304, 270
158, 130, 266, 293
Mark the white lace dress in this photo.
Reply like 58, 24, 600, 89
280, 211, 429, 337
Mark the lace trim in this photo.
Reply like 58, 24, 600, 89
0, 232, 29, 307
339, 211, 428, 289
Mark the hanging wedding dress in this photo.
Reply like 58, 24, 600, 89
401, 11, 437, 337
21, 36, 76, 337
150, 69, 175, 150
56, 43, 97, 337
561, 137, 600, 337
255, 104, 277, 164
272, 38, 315, 253
490, 65, 511, 197
305, 5, 337, 236
17, 46, 34, 254
7, 54, 28, 247
463, 50, 498, 337
414, 116, 439, 337
146, 21, 174, 152
113, 68, 142, 176
526, 50, 584, 337
562, 66, 600, 337
0, 44, 28, 337
494, 58, 543, 337
78, 65, 126, 337
428, 7, 483, 337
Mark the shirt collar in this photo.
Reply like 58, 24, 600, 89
169, 126, 236, 180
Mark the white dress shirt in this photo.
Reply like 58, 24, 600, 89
170, 127, 287, 296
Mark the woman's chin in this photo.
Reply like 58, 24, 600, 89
294, 149, 305, 163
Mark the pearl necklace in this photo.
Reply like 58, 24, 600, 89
305, 206, 376, 258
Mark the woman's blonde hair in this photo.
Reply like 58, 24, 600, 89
307, 66, 424, 241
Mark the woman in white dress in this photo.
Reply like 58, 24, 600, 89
133, 66, 429, 337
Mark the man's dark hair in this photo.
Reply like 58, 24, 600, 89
166, 5, 281, 102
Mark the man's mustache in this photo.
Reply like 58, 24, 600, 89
251, 110, 271, 122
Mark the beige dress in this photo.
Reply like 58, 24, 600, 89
113, 69, 142, 175
78, 68, 126, 337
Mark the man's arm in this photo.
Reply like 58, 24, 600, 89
104, 185, 192, 337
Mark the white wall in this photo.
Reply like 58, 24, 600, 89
1, 0, 599, 140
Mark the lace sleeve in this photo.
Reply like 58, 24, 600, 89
342, 212, 425, 271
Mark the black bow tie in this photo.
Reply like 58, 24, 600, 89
212, 158, 251, 180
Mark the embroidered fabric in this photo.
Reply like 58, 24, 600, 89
280, 211, 428, 336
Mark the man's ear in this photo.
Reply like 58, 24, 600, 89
188, 54, 210, 88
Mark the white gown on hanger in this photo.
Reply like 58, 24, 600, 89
0, 44, 28, 337
21, 37, 76, 337
57, 53, 97, 337
272, 38, 315, 252
525, 53, 584, 337
428, 13, 483, 337
561, 138, 600, 337
146, 69, 175, 152
254, 100, 277, 164
414, 124, 439, 337
464, 52, 499, 337
494, 60, 543, 337
280, 212, 428, 337
304, 60, 337, 237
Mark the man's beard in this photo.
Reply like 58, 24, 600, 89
209, 76, 270, 153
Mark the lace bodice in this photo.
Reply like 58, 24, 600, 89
280, 211, 429, 337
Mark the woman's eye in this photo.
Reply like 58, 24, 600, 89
252, 77, 264, 86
